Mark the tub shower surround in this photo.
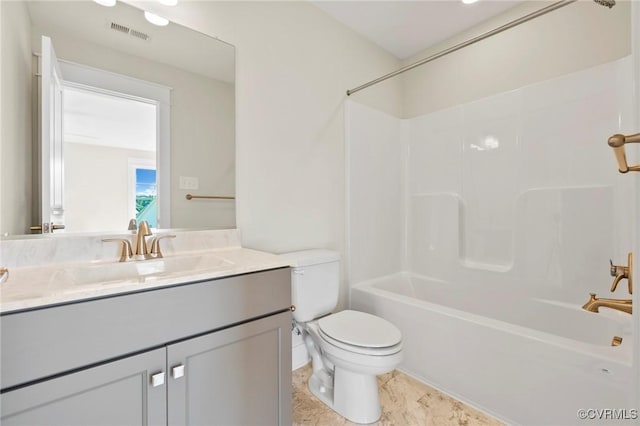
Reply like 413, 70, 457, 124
347, 57, 635, 425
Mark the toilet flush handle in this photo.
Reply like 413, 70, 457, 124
292, 269, 305, 275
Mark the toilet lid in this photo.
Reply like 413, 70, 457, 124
318, 310, 401, 348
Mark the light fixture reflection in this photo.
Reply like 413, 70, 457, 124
462, 0, 479, 4
483, 136, 500, 149
157, 0, 178, 5
470, 136, 500, 151
144, 11, 169, 26
94, 0, 116, 6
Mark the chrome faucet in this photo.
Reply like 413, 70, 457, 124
582, 293, 632, 315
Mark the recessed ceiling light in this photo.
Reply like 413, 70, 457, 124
144, 11, 169, 26
462, 0, 479, 4
157, 0, 178, 6
94, 0, 116, 6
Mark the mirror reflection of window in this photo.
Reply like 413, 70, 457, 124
135, 168, 157, 228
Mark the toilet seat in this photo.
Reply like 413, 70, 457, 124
317, 310, 402, 356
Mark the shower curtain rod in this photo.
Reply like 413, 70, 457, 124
346, 0, 577, 96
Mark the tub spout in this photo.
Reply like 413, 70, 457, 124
582, 293, 632, 315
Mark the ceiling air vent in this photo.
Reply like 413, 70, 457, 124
129, 29, 150, 41
110, 22, 130, 34
108, 21, 151, 42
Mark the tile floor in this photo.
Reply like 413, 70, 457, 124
292, 364, 503, 426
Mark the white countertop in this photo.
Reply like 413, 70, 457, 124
0, 247, 291, 314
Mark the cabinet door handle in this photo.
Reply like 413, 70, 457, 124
171, 364, 185, 379
150, 371, 165, 387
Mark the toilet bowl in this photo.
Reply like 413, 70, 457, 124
281, 249, 403, 424
301, 310, 402, 424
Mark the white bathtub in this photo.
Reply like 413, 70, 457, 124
351, 273, 635, 426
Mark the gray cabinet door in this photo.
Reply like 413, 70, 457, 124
167, 311, 292, 426
0, 348, 167, 426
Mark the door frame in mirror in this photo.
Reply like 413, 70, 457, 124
56, 59, 171, 229
39, 36, 65, 233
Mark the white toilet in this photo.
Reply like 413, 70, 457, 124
282, 250, 402, 424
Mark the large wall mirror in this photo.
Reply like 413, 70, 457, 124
1, 0, 235, 237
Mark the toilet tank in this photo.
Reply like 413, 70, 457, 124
280, 250, 340, 322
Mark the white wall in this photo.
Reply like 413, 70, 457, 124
64, 142, 154, 233
131, 1, 404, 309
346, 101, 404, 285
401, 0, 630, 118
0, 1, 33, 235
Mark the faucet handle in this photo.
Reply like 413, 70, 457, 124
609, 259, 622, 292
609, 258, 626, 277
609, 253, 633, 294
150, 234, 176, 258
103, 238, 133, 262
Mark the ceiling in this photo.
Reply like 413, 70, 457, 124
27, 1, 235, 83
312, 0, 523, 60
64, 87, 157, 151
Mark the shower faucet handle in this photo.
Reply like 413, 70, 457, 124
609, 253, 633, 295
609, 259, 619, 276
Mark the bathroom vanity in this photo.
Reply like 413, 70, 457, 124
0, 231, 292, 425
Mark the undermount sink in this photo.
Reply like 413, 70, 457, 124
55, 254, 235, 287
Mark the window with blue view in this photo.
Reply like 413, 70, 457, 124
135, 168, 157, 228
